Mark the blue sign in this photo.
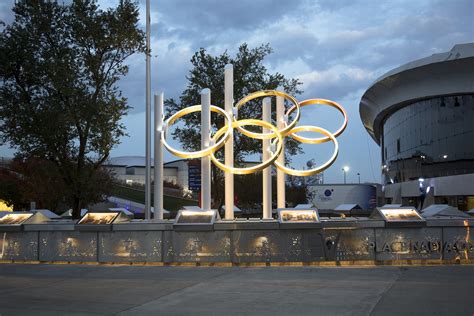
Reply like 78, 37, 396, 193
188, 160, 201, 191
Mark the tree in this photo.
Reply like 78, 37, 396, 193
234, 173, 308, 212
0, 158, 114, 213
166, 44, 303, 209
0, 1, 144, 218
0, 165, 28, 211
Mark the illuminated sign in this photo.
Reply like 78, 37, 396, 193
380, 208, 424, 222
78, 212, 120, 225
0, 213, 33, 225
174, 209, 218, 225
370, 207, 425, 223
278, 209, 319, 223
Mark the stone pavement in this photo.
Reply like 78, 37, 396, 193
0, 264, 473, 315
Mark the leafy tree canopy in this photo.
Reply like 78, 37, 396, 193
0, 0, 144, 218
166, 43, 303, 161
166, 44, 304, 208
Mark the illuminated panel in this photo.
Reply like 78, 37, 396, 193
279, 209, 319, 223
0, 213, 33, 225
176, 210, 215, 224
78, 212, 119, 225
380, 208, 423, 222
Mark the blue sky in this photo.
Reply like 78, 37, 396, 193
1, 0, 473, 184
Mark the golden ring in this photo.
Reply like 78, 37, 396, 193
273, 125, 339, 176
162, 105, 232, 159
234, 90, 300, 139
286, 98, 347, 144
209, 119, 283, 175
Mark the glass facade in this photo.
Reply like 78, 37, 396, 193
382, 94, 474, 184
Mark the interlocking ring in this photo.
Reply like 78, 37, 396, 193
273, 125, 339, 176
286, 98, 347, 144
209, 119, 283, 175
234, 90, 300, 138
163, 89, 348, 176
162, 105, 232, 159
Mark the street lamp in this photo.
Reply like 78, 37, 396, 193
342, 166, 349, 184
357, 172, 360, 184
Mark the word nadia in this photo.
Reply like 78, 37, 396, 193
372, 240, 474, 253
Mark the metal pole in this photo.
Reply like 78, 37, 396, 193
224, 64, 234, 219
262, 97, 272, 219
276, 93, 285, 209
154, 93, 164, 221
201, 89, 211, 211
343, 169, 346, 184
357, 173, 360, 184
144, 0, 151, 220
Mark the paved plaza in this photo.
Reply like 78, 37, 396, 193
0, 264, 473, 315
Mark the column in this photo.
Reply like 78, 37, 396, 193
224, 64, 234, 219
276, 93, 286, 209
262, 97, 272, 219
153, 93, 164, 221
201, 88, 211, 211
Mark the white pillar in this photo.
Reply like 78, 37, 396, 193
276, 94, 286, 209
153, 93, 164, 221
262, 97, 272, 219
201, 88, 211, 211
144, 0, 151, 220
224, 64, 234, 219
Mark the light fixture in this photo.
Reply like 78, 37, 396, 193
443, 154, 448, 159
426, 186, 431, 194
418, 178, 425, 189
343, 166, 349, 172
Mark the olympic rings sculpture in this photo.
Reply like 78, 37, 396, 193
161, 90, 348, 177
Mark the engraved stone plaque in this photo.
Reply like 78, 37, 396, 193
163, 230, 231, 263
39, 231, 97, 262
374, 227, 442, 261
0, 231, 38, 261
99, 231, 162, 262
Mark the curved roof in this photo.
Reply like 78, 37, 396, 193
359, 43, 474, 144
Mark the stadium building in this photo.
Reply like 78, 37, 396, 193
359, 43, 474, 210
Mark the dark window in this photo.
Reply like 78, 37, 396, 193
454, 97, 460, 107
397, 139, 401, 153
440, 98, 446, 107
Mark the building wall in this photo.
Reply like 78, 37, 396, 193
104, 166, 126, 176
164, 160, 189, 190
383, 94, 474, 183
359, 44, 474, 210
383, 173, 474, 210
309, 184, 378, 210
104, 160, 189, 188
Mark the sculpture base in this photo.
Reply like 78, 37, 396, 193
0, 219, 473, 264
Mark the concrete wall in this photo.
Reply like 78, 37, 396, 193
1, 220, 473, 264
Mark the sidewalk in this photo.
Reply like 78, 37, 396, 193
0, 264, 473, 315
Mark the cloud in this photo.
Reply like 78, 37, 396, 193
1, 0, 473, 183
297, 65, 377, 100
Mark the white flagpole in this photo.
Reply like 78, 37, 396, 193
262, 97, 272, 219
145, 0, 151, 219
154, 93, 164, 221
224, 64, 234, 219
